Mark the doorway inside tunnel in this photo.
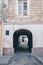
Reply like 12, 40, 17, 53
13, 29, 33, 53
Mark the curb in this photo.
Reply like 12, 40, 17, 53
0, 56, 12, 65
7, 55, 13, 65
34, 56, 43, 64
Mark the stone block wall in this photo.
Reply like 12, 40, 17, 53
31, 0, 41, 21
0, 0, 43, 24
2, 0, 43, 24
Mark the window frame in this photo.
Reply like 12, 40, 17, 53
15, 0, 30, 18
6, 30, 9, 35
23, 2, 27, 15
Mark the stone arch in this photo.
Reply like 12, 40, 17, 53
13, 29, 33, 53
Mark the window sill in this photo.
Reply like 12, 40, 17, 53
15, 15, 30, 19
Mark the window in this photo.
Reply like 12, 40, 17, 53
6, 30, 9, 35
18, 0, 27, 16
24, 3, 27, 10
23, 2, 27, 15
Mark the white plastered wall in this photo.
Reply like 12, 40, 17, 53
3, 24, 43, 48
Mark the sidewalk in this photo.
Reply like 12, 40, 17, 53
34, 54, 43, 64
0, 56, 12, 65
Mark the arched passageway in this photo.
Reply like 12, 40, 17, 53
13, 29, 33, 53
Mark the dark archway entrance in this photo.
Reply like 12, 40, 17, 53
13, 29, 33, 53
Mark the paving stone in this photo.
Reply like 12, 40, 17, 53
8, 52, 43, 65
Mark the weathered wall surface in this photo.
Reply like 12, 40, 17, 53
0, 0, 2, 21
0, 0, 43, 55
0, 0, 43, 23
0, 0, 2, 55
3, 24, 43, 48
2, 24, 43, 55
0, 24, 2, 55
0, 24, 2, 48
3, 0, 43, 24
0, 0, 43, 24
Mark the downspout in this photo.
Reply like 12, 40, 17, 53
1, 0, 4, 55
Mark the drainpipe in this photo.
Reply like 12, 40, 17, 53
1, 0, 4, 55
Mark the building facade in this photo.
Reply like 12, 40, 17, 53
0, 0, 43, 55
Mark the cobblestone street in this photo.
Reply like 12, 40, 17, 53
8, 52, 43, 65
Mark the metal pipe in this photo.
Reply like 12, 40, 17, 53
2, 0, 4, 21
2, 0, 4, 55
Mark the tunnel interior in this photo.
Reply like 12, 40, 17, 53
13, 29, 33, 53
